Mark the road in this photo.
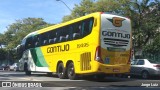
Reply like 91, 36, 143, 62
0, 71, 160, 90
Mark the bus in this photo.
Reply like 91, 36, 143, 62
17, 12, 132, 80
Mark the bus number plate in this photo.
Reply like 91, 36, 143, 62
77, 43, 89, 48
113, 68, 120, 72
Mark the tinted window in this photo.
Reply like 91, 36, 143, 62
131, 60, 138, 65
34, 35, 40, 47
40, 33, 49, 46
21, 38, 26, 45
25, 36, 34, 49
137, 60, 144, 65
82, 18, 94, 37
32, 17, 94, 47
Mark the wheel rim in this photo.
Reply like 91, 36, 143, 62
14, 68, 16, 71
58, 66, 63, 76
68, 65, 74, 77
142, 72, 148, 79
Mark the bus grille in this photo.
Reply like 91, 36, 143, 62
80, 52, 91, 71
104, 38, 129, 47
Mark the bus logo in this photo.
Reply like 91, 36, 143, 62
107, 17, 125, 27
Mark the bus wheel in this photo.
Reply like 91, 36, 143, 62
25, 70, 31, 75
67, 63, 77, 80
24, 63, 31, 75
57, 63, 67, 79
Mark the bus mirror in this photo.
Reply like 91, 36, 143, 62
94, 18, 97, 27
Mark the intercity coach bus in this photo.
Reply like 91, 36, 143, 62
17, 12, 132, 80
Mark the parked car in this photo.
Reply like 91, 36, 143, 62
130, 59, 160, 79
9, 63, 18, 71
0, 64, 10, 70
0, 65, 3, 70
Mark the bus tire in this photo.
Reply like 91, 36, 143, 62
24, 63, 31, 75
57, 63, 67, 79
67, 62, 77, 80
25, 71, 31, 75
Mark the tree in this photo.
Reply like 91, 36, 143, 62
62, 0, 95, 22
0, 33, 6, 63
62, 0, 130, 22
0, 33, 4, 48
3, 17, 52, 49
144, 34, 160, 54
1, 17, 52, 62
0, 49, 6, 61
127, 0, 160, 48
62, 0, 160, 52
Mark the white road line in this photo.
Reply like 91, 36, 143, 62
19, 78, 41, 81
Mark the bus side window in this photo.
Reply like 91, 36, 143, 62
54, 31, 59, 43
60, 26, 72, 42
43, 40, 48, 45
40, 32, 49, 46
48, 30, 56, 44
73, 33, 80, 39
59, 36, 66, 42
59, 27, 66, 42
54, 37, 58, 43
34, 35, 40, 47
68, 25, 73, 40
49, 39, 54, 44
73, 22, 82, 39
20, 38, 26, 52
25, 36, 34, 49
89, 18, 94, 32
35, 42, 40, 47
82, 18, 94, 37
66, 34, 69, 41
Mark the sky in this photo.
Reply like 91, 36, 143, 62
0, 0, 81, 34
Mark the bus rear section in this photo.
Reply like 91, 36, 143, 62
94, 13, 132, 74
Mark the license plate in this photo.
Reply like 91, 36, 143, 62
113, 69, 120, 72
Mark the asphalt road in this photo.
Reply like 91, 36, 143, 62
0, 70, 160, 90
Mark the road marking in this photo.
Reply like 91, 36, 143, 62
19, 78, 41, 81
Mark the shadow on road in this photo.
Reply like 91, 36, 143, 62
1, 71, 160, 87
81, 75, 136, 82
2, 71, 159, 81
129, 75, 160, 80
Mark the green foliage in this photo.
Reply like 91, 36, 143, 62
144, 34, 160, 54
0, 34, 4, 48
0, 17, 52, 62
62, 0, 95, 22
0, 0, 159, 62
62, 0, 131, 22
128, 0, 160, 48
3, 17, 52, 49
0, 48, 6, 60
62, 0, 160, 53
